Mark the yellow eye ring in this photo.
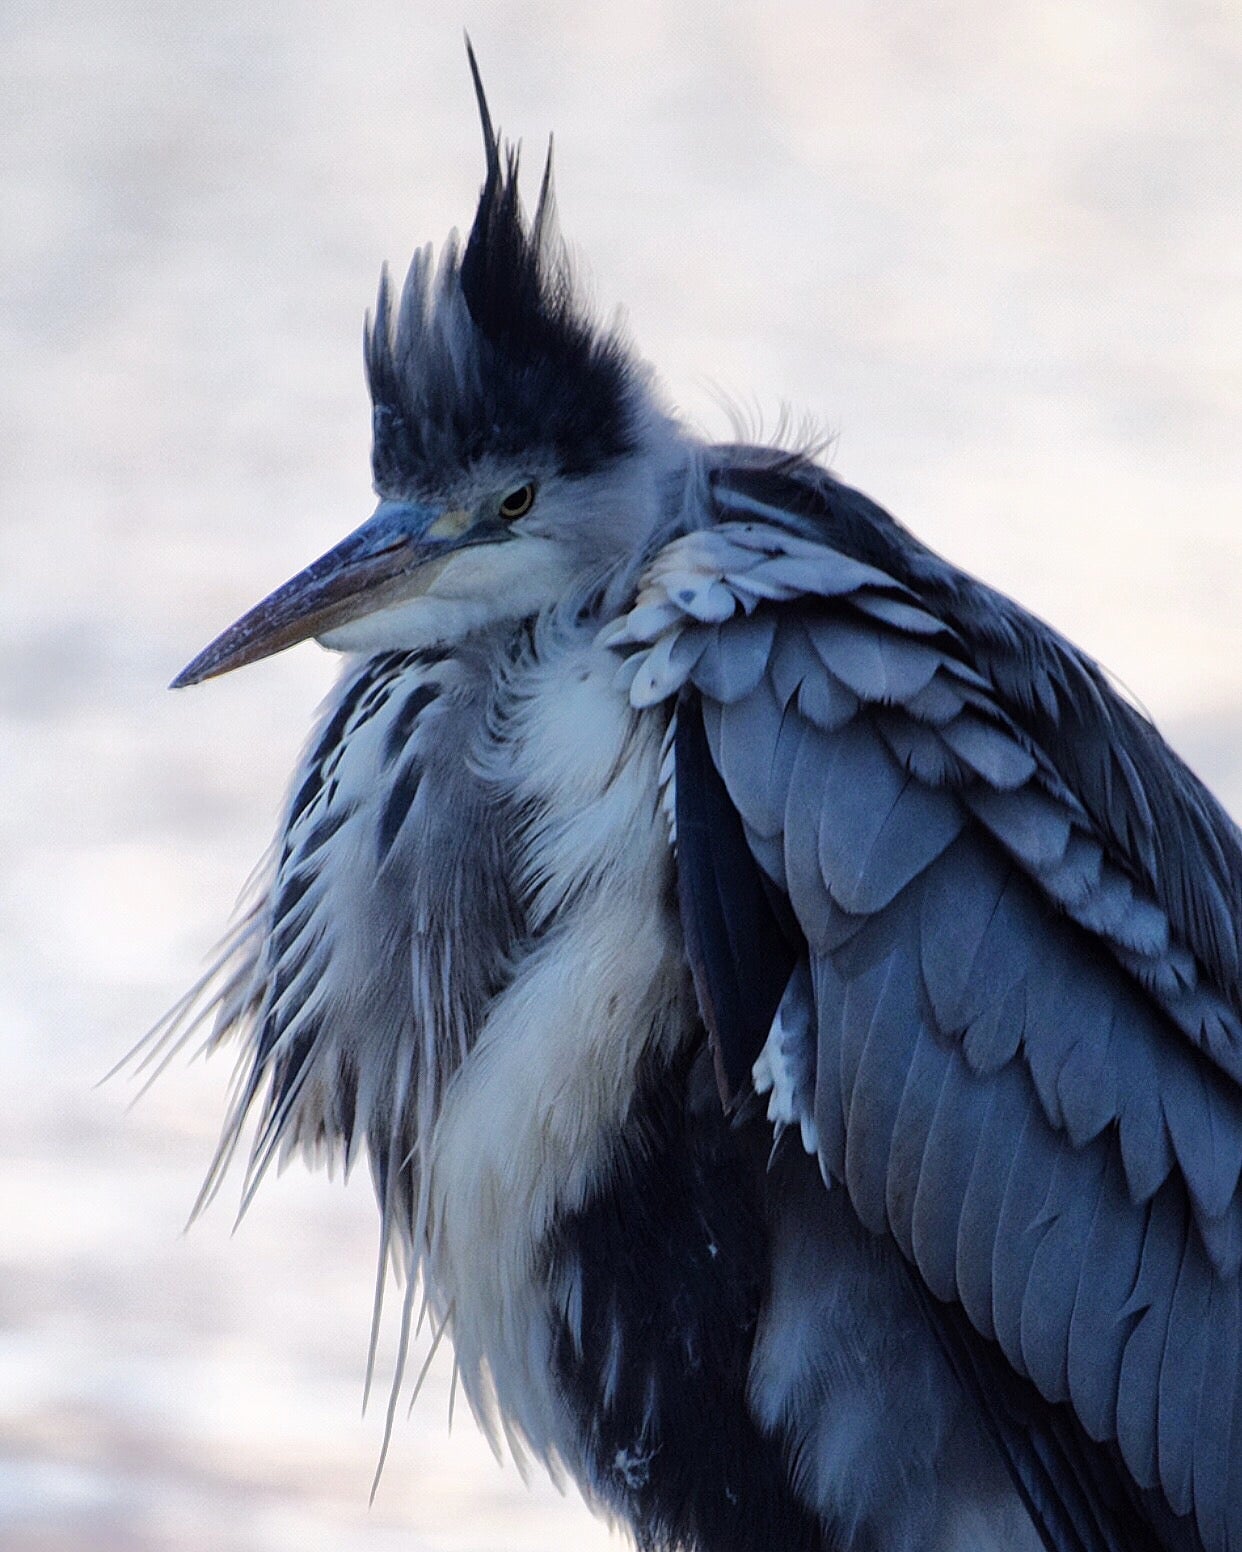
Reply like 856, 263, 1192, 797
498, 483, 536, 520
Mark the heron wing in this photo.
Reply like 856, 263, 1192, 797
608, 455, 1242, 1552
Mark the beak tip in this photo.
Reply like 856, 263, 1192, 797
169, 652, 215, 690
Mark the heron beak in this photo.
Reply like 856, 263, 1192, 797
171, 500, 480, 687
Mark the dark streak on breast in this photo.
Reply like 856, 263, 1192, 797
384, 684, 440, 765
377, 762, 424, 865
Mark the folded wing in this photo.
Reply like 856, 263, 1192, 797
609, 454, 1242, 1552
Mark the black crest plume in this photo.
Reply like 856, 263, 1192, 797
365, 43, 641, 486
459, 38, 563, 354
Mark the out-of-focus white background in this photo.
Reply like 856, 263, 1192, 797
2, 3, 1240, 1548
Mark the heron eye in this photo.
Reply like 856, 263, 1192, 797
498, 483, 536, 520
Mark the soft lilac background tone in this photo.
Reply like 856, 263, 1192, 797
2, 3, 1240, 1548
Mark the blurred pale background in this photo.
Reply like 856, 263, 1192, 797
2, 2, 1240, 1549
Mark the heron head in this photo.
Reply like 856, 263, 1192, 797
173, 46, 680, 689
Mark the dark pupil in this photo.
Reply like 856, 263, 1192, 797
500, 484, 534, 519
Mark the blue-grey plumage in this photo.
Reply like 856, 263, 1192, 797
153, 42, 1242, 1552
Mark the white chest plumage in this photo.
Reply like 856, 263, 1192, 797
425, 630, 691, 1462
187, 623, 689, 1470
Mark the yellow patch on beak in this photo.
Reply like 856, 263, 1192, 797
427, 507, 473, 540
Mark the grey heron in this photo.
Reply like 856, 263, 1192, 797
156, 46, 1242, 1552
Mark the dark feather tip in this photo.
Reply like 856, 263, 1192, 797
464, 34, 500, 180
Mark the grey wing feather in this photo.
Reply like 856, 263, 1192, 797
1159, 1243, 1215, 1515
824, 750, 966, 914
1066, 1142, 1149, 1442
910, 1035, 997, 1308
809, 954, 849, 1174
956, 1072, 1027, 1342
1018, 1142, 1110, 1406
1191, 1281, 1240, 1549
620, 456, 1242, 1550
842, 951, 925, 1237
1116, 1187, 1187, 1493
692, 614, 777, 703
